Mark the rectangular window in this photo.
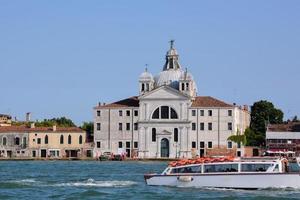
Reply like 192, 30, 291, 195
32, 150, 36, 157
174, 128, 178, 142
228, 122, 232, 130
208, 123, 212, 130
118, 141, 123, 148
126, 110, 130, 116
37, 138, 41, 144
200, 123, 204, 130
97, 141, 101, 148
191, 110, 196, 116
192, 123, 196, 130
208, 141, 212, 149
134, 141, 138, 148
200, 141, 205, 148
161, 106, 169, 119
97, 123, 101, 131
192, 141, 196, 148
227, 141, 233, 149
208, 110, 212, 116
119, 110, 123, 116
126, 123, 130, 131
134, 123, 138, 130
237, 142, 241, 149
119, 123, 122, 131
126, 141, 130, 148
134, 110, 138, 116
97, 110, 101, 116
228, 110, 232, 116
200, 110, 204, 116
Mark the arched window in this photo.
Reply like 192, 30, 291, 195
68, 135, 72, 144
23, 137, 27, 147
181, 83, 185, 91
2, 137, 7, 146
152, 106, 178, 119
174, 128, 178, 142
161, 106, 169, 119
171, 108, 178, 119
60, 135, 64, 144
45, 135, 48, 144
152, 128, 156, 142
15, 137, 20, 145
79, 135, 83, 144
141, 83, 145, 91
186, 83, 189, 90
152, 108, 159, 119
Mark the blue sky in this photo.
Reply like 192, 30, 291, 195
1, 1, 300, 125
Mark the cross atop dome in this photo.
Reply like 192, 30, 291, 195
169, 40, 175, 49
163, 40, 181, 71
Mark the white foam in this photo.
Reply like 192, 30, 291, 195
54, 179, 137, 187
8, 179, 40, 185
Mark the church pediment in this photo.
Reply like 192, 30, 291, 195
157, 130, 172, 135
139, 86, 190, 100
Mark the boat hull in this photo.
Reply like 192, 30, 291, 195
145, 173, 300, 189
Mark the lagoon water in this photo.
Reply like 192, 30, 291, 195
0, 161, 300, 200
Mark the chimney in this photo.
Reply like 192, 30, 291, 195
243, 105, 248, 111
103, 103, 106, 105
53, 125, 57, 132
26, 112, 31, 122
98, 102, 101, 106
30, 123, 35, 129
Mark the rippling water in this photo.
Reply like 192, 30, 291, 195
0, 161, 300, 199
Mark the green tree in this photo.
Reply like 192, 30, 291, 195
81, 122, 94, 142
227, 129, 247, 145
249, 100, 283, 146
35, 117, 76, 127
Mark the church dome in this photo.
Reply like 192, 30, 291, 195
154, 69, 184, 89
139, 69, 153, 82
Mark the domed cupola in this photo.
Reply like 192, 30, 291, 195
139, 67, 154, 95
154, 40, 185, 89
179, 68, 197, 98
163, 40, 181, 70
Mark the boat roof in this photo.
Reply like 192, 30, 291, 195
169, 158, 285, 168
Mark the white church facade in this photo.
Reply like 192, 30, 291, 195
94, 41, 250, 159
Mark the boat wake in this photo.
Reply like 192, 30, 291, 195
7, 179, 41, 185
2, 178, 137, 188
54, 179, 137, 188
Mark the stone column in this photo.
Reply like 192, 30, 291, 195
186, 127, 191, 158
145, 127, 149, 158
179, 126, 184, 157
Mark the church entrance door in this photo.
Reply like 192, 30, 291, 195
161, 138, 169, 158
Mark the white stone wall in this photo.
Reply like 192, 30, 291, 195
93, 87, 250, 159
94, 107, 139, 157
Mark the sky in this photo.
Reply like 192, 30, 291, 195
0, 0, 300, 125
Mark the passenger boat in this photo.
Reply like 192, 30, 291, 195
144, 157, 300, 189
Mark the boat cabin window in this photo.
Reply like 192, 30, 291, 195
273, 164, 279, 172
171, 166, 201, 174
241, 164, 273, 172
204, 164, 238, 173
